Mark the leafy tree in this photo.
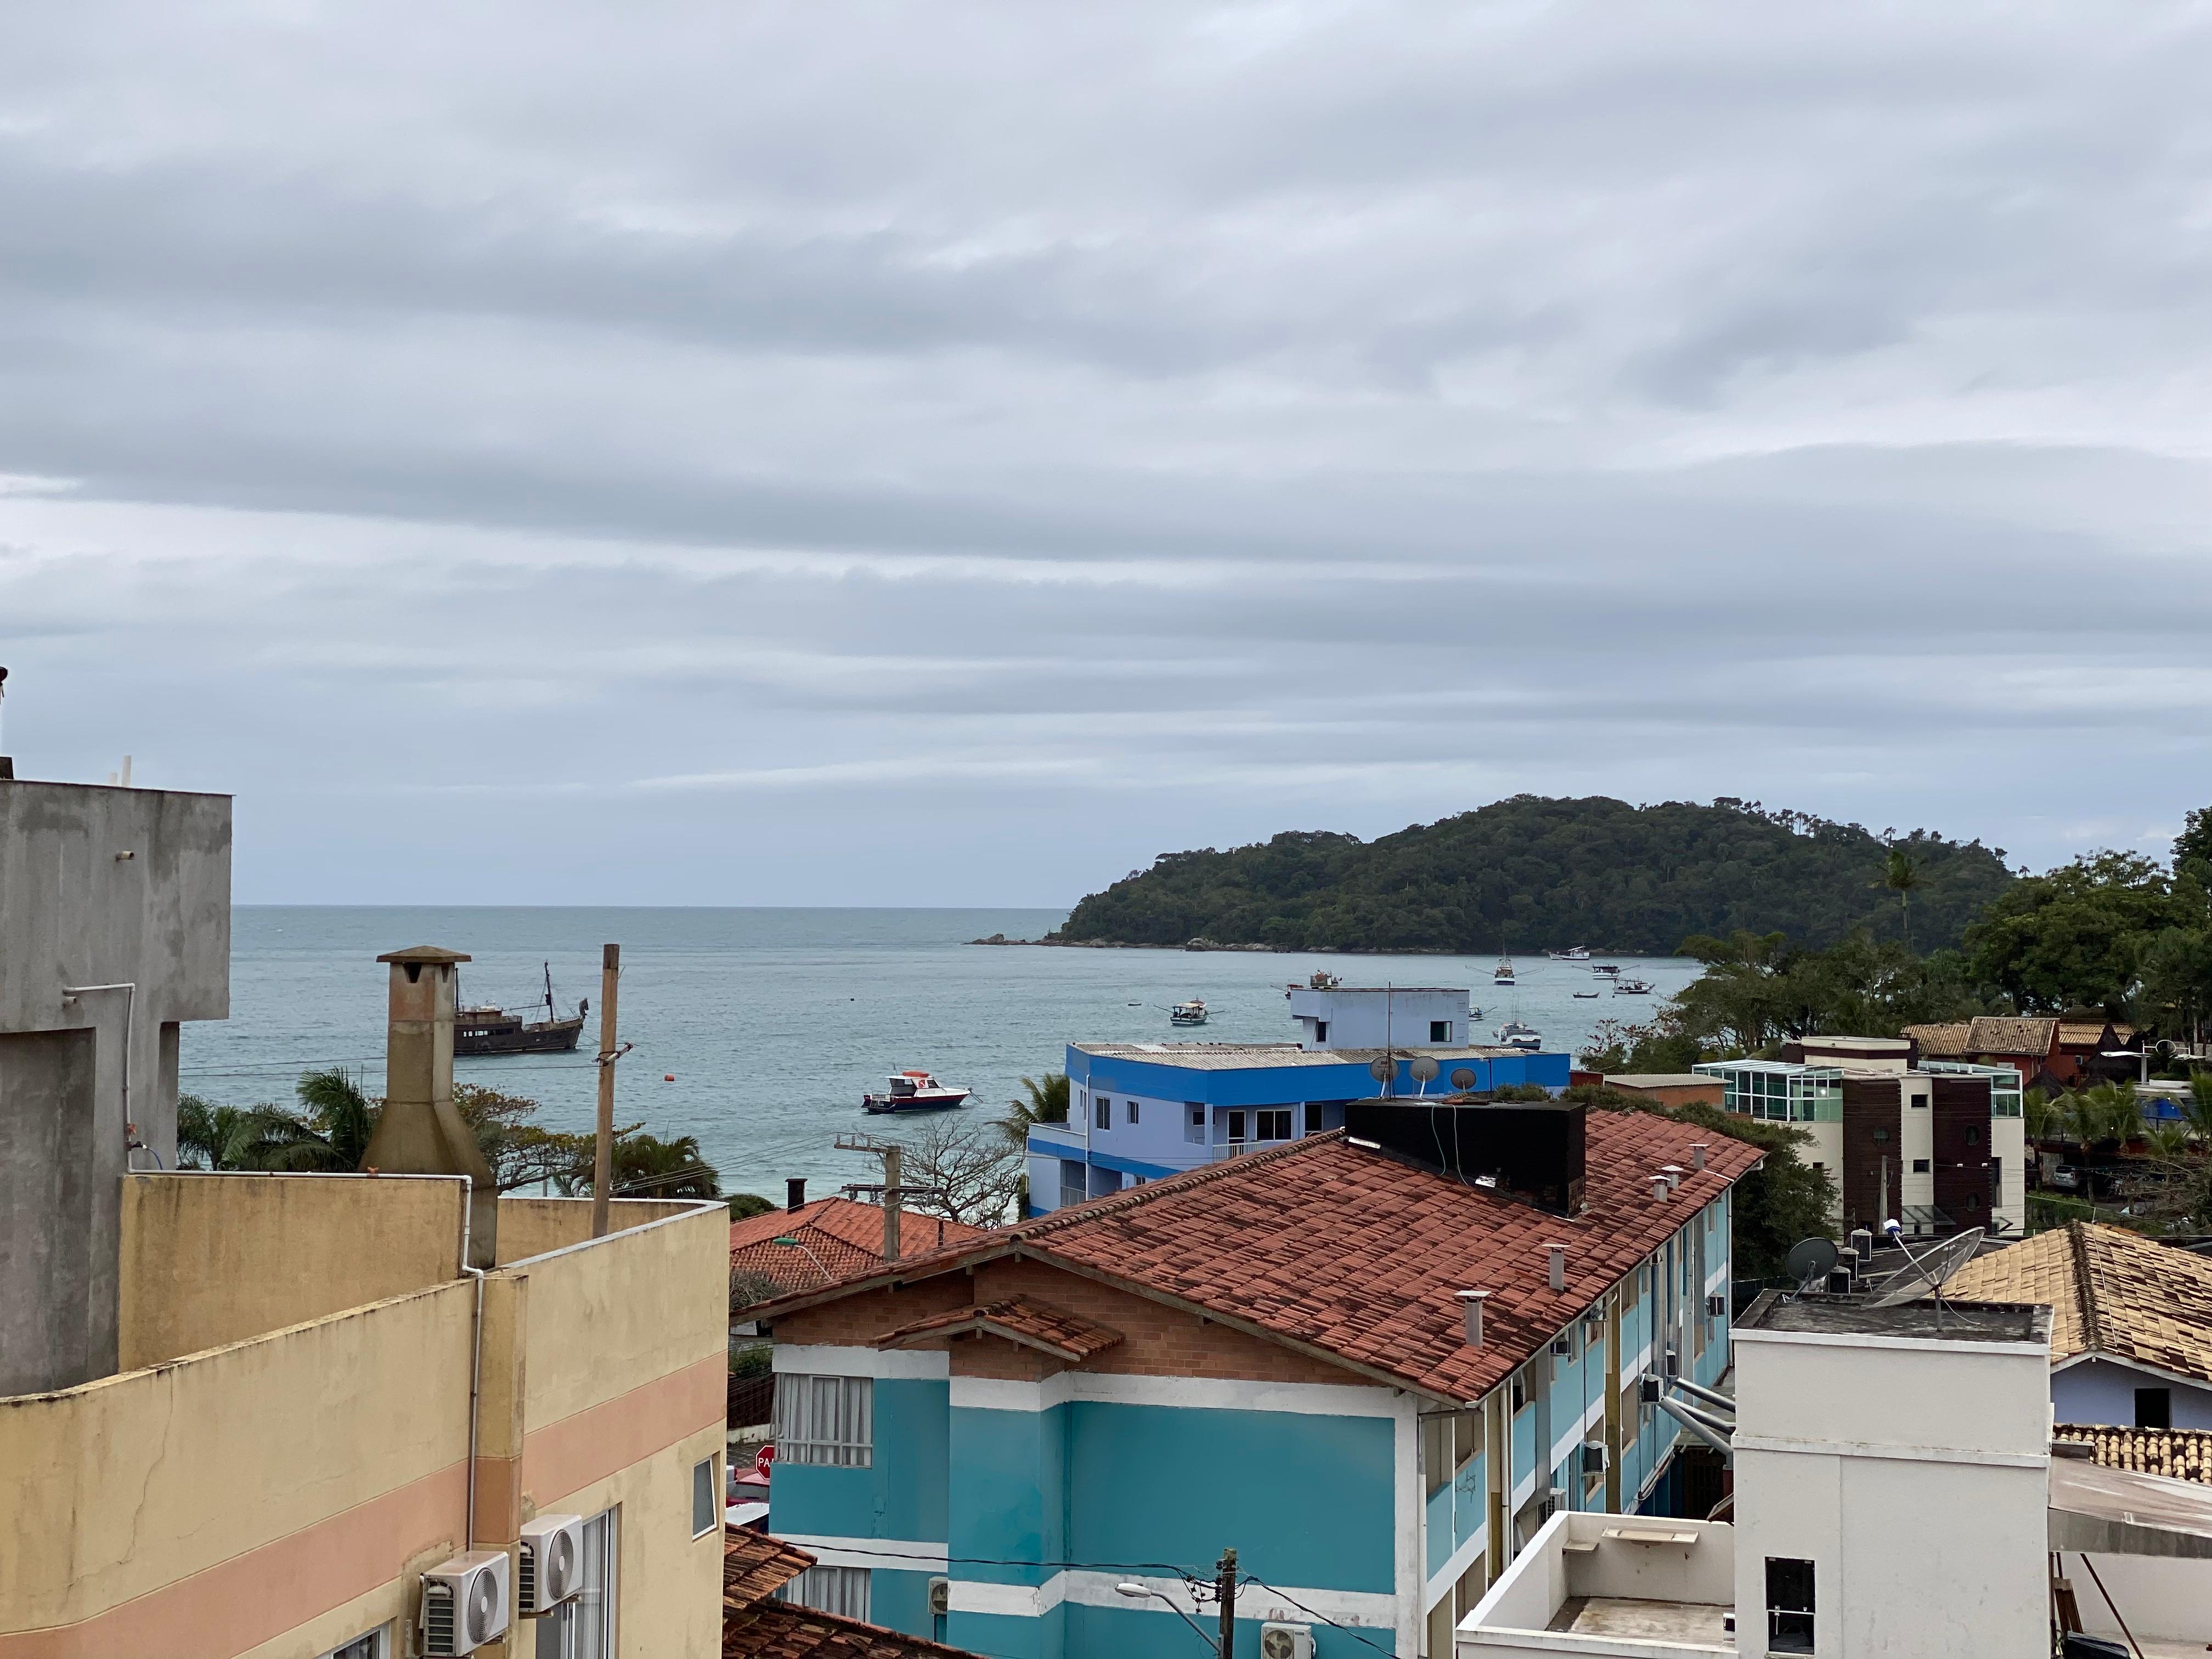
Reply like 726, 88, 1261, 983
1576, 1013, 1706, 1074
729, 1193, 776, 1220
2176, 806, 2212, 875
1054, 797, 2014, 953
999, 1071, 1071, 1149
1964, 850, 2177, 1014
1667, 930, 1980, 1052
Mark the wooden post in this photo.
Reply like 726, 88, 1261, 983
1215, 1546, 1236, 1658
883, 1143, 903, 1263
591, 943, 620, 1238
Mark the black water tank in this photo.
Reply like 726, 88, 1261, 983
1342, 1097, 1586, 1214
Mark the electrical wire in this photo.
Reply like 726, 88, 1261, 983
1231, 1574, 1400, 1657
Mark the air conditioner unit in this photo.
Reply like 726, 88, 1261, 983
928, 1577, 950, 1616
518, 1514, 586, 1614
1639, 1375, 1661, 1404
1543, 1485, 1568, 1518
1705, 1293, 1728, 1318
422, 1550, 511, 1657
1260, 1622, 1314, 1659
1663, 1346, 1680, 1378
1581, 1440, 1610, 1474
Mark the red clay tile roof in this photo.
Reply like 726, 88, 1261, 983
731, 1200, 988, 1304
723, 1530, 986, 1658
879, 1296, 1124, 1362
724, 1528, 816, 1609
757, 1114, 1761, 1403
1962, 1015, 2061, 1057
2057, 1425, 2212, 1484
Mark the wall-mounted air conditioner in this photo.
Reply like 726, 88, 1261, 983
1543, 1485, 1568, 1518
928, 1577, 950, 1616
518, 1514, 586, 1614
1663, 1346, 1680, 1378
1581, 1440, 1610, 1474
1705, 1293, 1728, 1318
421, 1550, 511, 1656
1639, 1375, 1661, 1404
1260, 1622, 1314, 1659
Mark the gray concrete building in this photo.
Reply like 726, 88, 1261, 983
0, 775, 231, 1392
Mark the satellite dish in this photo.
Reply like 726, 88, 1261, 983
1368, 1056, 1396, 1082
1409, 1056, 1440, 1082
1868, 1227, 1985, 1307
1784, 1237, 1839, 1290
1450, 1067, 1476, 1090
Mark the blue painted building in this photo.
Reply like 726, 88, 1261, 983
757, 1101, 1754, 1658
1031, 1042, 1572, 1214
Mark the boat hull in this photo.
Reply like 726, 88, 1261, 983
862, 1091, 971, 1114
455, 1017, 585, 1057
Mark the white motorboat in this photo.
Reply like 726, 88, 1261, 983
1170, 998, 1210, 1026
1547, 946, 1591, 961
862, 1069, 972, 1114
1494, 1019, 1542, 1052
1590, 964, 1622, 978
1613, 977, 1654, 996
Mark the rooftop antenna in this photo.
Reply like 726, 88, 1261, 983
1450, 1066, 1476, 1096
1409, 1054, 1440, 1097
1870, 1222, 1984, 1329
0, 664, 10, 779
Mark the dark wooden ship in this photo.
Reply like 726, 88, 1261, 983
454, 962, 587, 1057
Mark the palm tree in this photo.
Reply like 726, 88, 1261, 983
2023, 1088, 2058, 1147
2182, 1072, 2212, 1147
296, 1067, 377, 1167
607, 1131, 720, 1199
999, 1072, 1071, 1149
1877, 849, 1921, 951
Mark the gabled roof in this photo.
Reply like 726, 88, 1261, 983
1948, 1222, 2212, 1387
723, 1530, 987, 1659
730, 1199, 988, 1304
754, 1115, 1761, 1404
1903, 1022, 1972, 1058
2057, 1020, 2137, 1048
879, 1296, 1124, 1363
2057, 1425, 2212, 1485
1963, 1016, 2060, 1057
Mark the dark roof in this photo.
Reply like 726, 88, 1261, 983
880, 1296, 1124, 1362
755, 1116, 1762, 1403
723, 1530, 988, 1659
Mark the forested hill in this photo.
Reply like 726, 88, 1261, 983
1054, 796, 2017, 954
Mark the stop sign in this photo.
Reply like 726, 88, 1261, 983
754, 1443, 776, 1479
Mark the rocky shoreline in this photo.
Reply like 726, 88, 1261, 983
967, 933, 1449, 953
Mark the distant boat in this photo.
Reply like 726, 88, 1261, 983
1590, 964, 1622, 978
1548, 946, 1591, 961
1170, 998, 1210, 1026
1613, 977, 1655, 996
455, 963, 586, 1057
863, 1069, 972, 1114
1494, 1019, 1542, 1052
1573, 990, 1600, 999
1493, 953, 1516, 986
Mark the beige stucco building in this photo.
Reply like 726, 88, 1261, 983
1, 1177, 729, 1658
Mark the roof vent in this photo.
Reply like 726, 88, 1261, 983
1455, 1289, 1489, 1347
1690, 1143, 1708, 1171
1651, 1174, 1673, 1201
1545, 1244, 1567, 1293
1660, 1164, 1684, 1191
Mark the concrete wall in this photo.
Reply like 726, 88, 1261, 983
119, 1172, 467, 1368
2069, 1551, 2212, 1646
0, 779, 231, 1392
495, 1194, 706, 1266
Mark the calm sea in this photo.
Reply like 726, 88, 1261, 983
189, 908, 1701, 1201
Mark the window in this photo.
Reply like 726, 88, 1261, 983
1059, 1159, 1086, 1209
2137, 1387, 2172, 1430
1422, 1413, 1452, 1498
1255, 1109, 1292, 1141
1510, 1371, 1528, 1412
1185, 1105, 1206, 1144
1095, 1094, 1110, 1130
535, 1509, 617, 1659
784, 1565, 870, 1621
1430, 1020, 1450, 1043
1126, 1099, 1140, 1126
1314, 1020, 1328, 1043
692, 1455, 718, 1538
1872, 1128, 1889, 1144
1227, 1110, 1248, 1142
320, 1632, 386, 1659
1966, 1127, 1982, 1146
774, 1374, 873, 1467
1912, 1159, 1931, 1173
1765, 1557, 1814, 1654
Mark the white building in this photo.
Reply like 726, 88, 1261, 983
1286, 983, 1474, 1049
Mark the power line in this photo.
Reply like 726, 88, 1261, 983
1232, 1574, 1398, 1657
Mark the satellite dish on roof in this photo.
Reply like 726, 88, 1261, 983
1450, 1067, 1476, 1091
1869, 1226, 1984, 1308
1784, 1237, 1839, 1292
1409, 1056, 1440, 1081
1368, 1056, 1396, 1082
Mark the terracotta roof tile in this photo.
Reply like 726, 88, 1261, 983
760, 1113, 1761, 1403
730, 1200, 988, 1306
1962, 1016, 2060, 1057
724, 1601, 989, 1659
1949, 1222, 2212, 1386
879, 1296, 1124, 1362
724, 1529, 816, 1609
1903, 1022, 1972, 1059
2057, 1425, 2212, 1484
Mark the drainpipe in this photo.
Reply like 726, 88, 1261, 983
456, 1178, 486, 1549
63, 982, 137, 1163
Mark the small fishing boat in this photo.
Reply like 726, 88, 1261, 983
1613, 977, 1655, 996
1590, 964, 1622, 978
1547, 946, 1592, 961
1494, 1019, 1542, 1052
1493, 953, 1516, 986
455, 962, 586, 1057
1170, 998, 1210, 1026
1573, 989, 1601, 999
862, 1069, 972, 1114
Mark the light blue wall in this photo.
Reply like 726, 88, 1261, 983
769, 1376, 950, 1545
2055, 1357, 2212, 1430
1062, 1603, 1383, 1659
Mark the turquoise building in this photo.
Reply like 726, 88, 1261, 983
753, 1101, 1754, 1658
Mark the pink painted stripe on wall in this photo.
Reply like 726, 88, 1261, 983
520, 1352, 727, 1506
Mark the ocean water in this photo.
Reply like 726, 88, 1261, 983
187, 908, 1701, 1200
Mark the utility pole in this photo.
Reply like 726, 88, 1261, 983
590, 943, 620, 1238
836, 1132, 918, 1263
1215, 1547, 1237, 1659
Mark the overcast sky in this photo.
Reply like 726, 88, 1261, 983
3, 2, 2209, 905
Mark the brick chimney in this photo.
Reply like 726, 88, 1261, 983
361, 946, 498, 1267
